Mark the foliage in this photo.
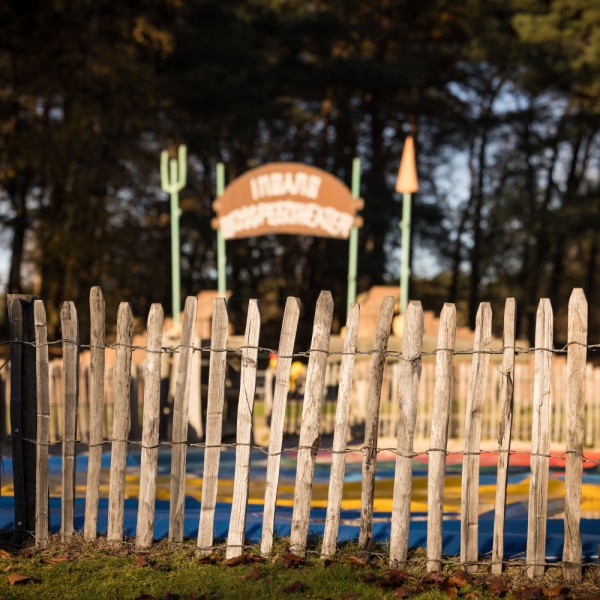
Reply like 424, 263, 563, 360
0, 1, 599, 342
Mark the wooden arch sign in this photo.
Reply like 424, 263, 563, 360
212, 162, 363, 240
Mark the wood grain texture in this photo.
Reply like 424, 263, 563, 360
526, 298, 553, 579
34, 301, 50, 548
7, 297, 25, 542
562, 289, 587, 583
197, 299, 229, 554
169, 296, 199, 543
491, 298, 516, 574
289, 291, 334, 557
426, 304, 457, 572
260, 297, 301, 557
107, 303, 134, 545
226, 300, 261, 559
60, 301, 79, 541
359, 296, 396, 549
460, 303, 492, 571
389, 301, 424, 566
84, 287, 105, 541
321, 303, 360, 558
136, 304, 164, 549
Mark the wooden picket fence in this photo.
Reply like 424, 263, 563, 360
1, 287, 596, 583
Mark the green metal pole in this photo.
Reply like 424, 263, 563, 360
161, 145, 187, 329
347, 157, 361, 314
400, 192, 412, 315
216, 162, 227, 298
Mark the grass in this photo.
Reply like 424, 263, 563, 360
0, 535, 598, 600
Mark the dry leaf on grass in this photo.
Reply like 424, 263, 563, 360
393, 586, 413, 597
283, 553, 307, 569
8, 572, 32, 586
42, 555, 69, 564
135, 554, 150, 568
448, 569, 472, 587
422, 571, 448, 585
0, 550, 12, 559
195, 555, 220, 565
347, 555, 367, 568
542, 586, 569, 598
281, 580, 303, 593
360, 572, 378, 584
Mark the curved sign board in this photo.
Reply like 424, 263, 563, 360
212, 162, 360, 240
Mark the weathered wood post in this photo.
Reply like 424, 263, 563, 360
7, 294, 38, 543
526, 299, 553, 579
563, 289, 587, 583
491, 298, 516, 573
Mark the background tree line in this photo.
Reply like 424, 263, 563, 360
0, 0, 599, 346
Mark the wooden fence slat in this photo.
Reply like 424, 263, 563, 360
260, 297, 301, 556
107, 303, 134, 545
197, 299, 229, 554
84, 286, 105, 541
389, 301, 424, 566
289, 291, 334, 557
8, 298, 25, 542
426, 303, 457, 572
562, 289, 587, 583
460, 303, 492, 571
491, 298, 516, 573
321, 303, 360, 558
34, 300, 50, 548
60, 301, 79, 541
358, 296, 395, 549
526, 298, 553, 579
169, 296, 199, 543
226, 300, 261, 559
136, 304, 164, 549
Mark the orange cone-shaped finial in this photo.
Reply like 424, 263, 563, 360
396, 135, 419, 194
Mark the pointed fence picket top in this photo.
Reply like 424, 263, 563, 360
359, 296, 396, 549
60, 301, 79, 541
491, 298, 516, 573
169, 296, 199, 543
289, 291, 334, 557
226, 300, 261, 559
197, 299, 229, 554
460, 302, 492, 571
389, 301, 424, 566
107, 303, 134, 546
84, 287, 106, 541
321, 303, 360, 558
260, 297, 301, 557
426, 303, 457, 572
136, 304, 164, 549
33, 300, 50, 549
526, 298, 553, 579
562, 289, 587, 583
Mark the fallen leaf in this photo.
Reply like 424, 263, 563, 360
283, 553, 307, 569
162, 592, 172, 600
0, 550, 12, 559
226, 554, 249, 567
423, 571, 448, 585
464, 592, 482, 599
8, 572, 32, 586
246, 555, 265, 564
43, 555, 69, 564
196, 556, 220, 565
444, 587, 458, 598
486, 580, 511, 598
323, 559, 334, 569
189, 594, 208, 600
281, 580, 303, 593
514, 586, 544, 600
250, 567, 260, 581
378, 570, 410, 588
393, 586, 413, 597
448, 570, 472, 587
347, 555, 367, 568
543, 586, 569, 598
360, 572, 378, 584
135, 554, 150, 568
